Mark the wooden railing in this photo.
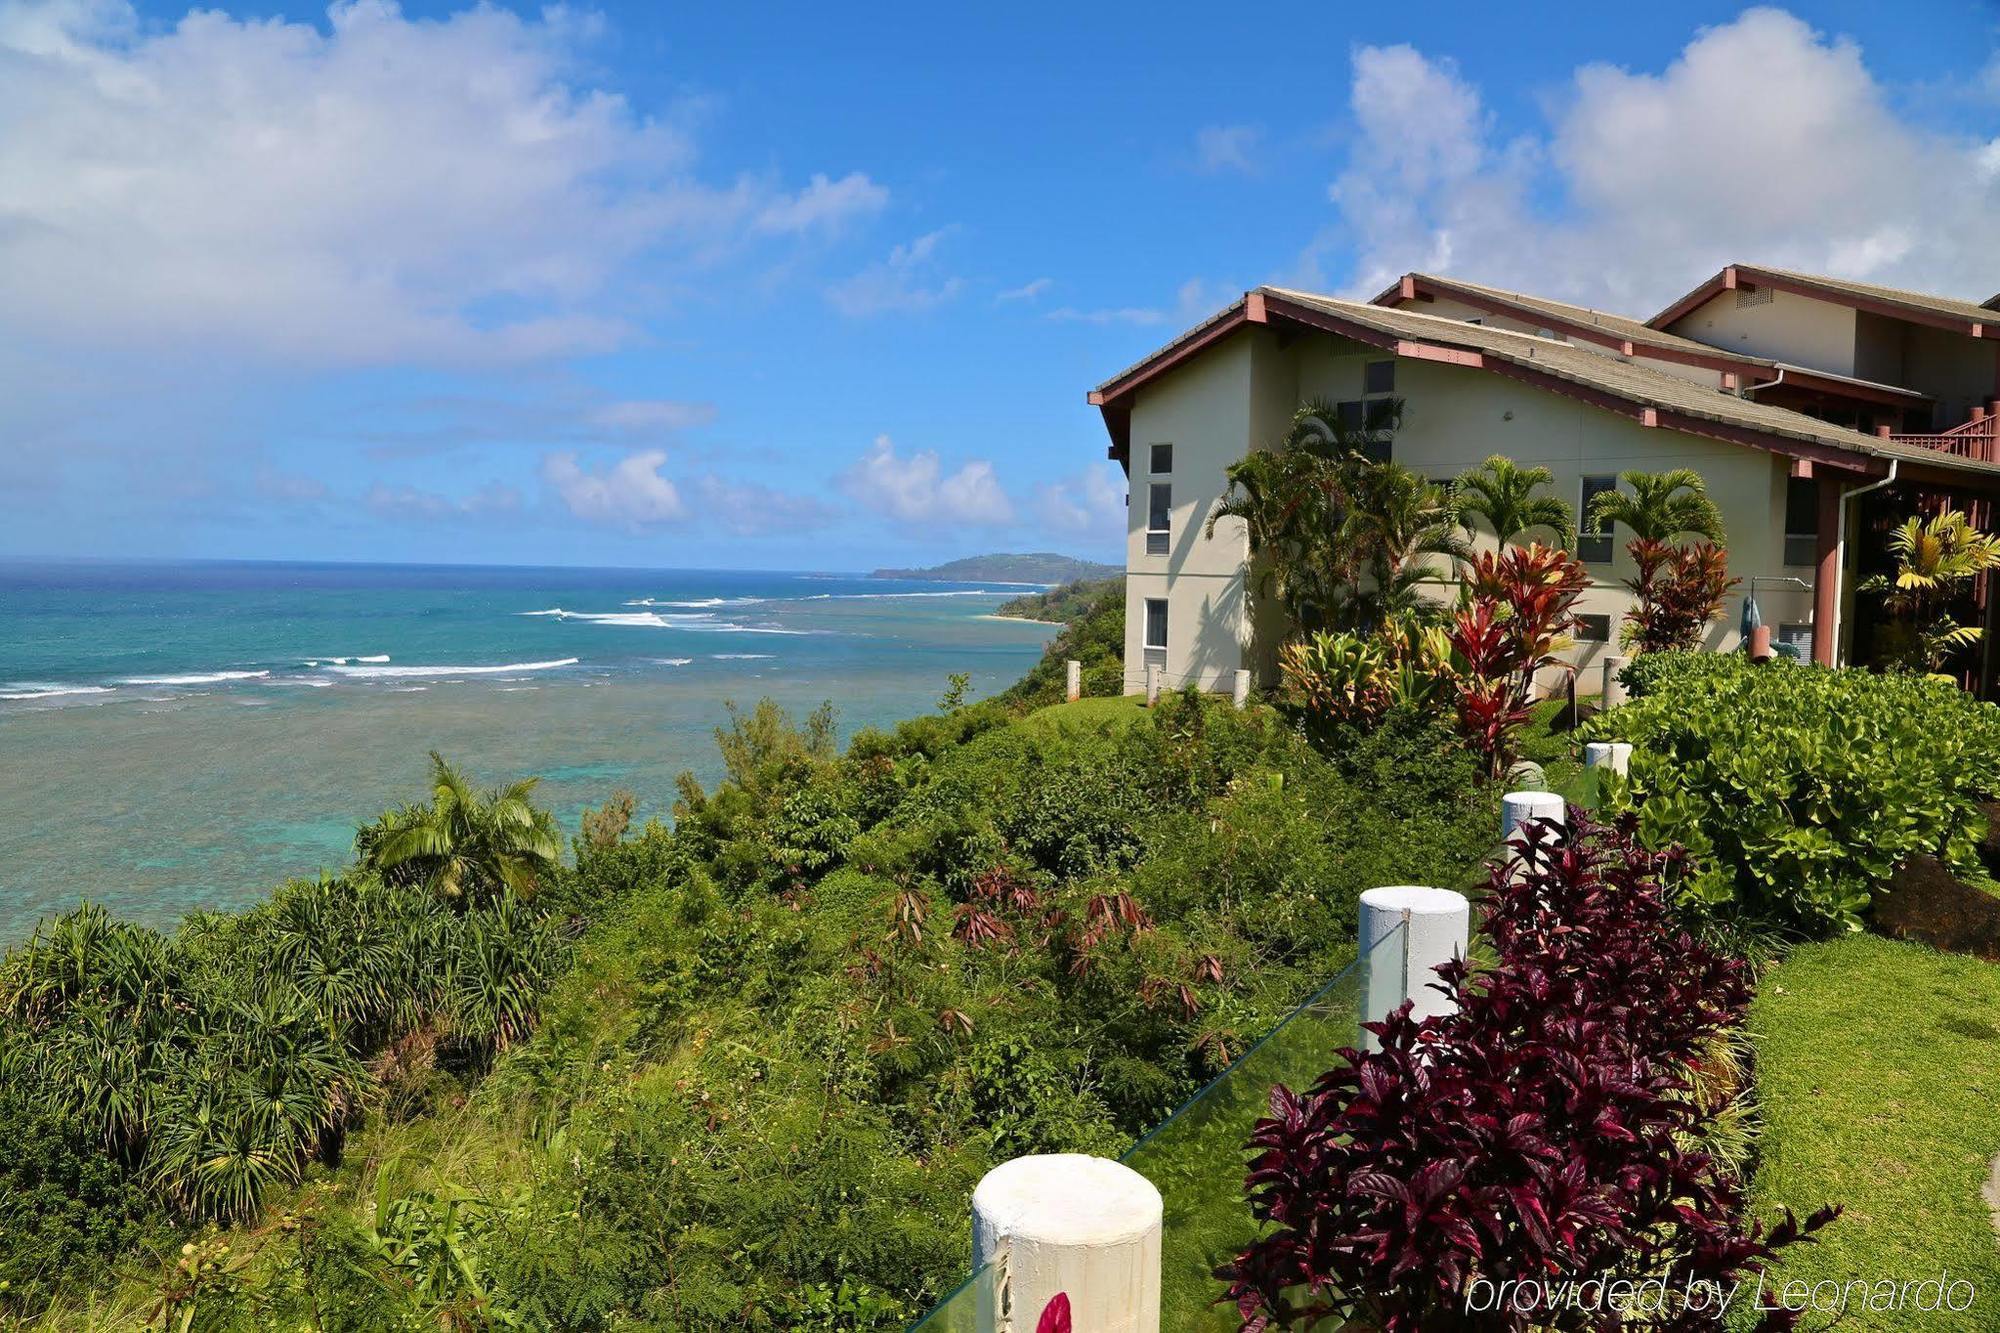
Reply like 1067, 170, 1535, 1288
1886, 408, 2000, 461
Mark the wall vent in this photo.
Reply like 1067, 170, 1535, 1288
1735, 285, 1774, 309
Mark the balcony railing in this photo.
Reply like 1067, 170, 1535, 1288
1886, 409, 1999, 461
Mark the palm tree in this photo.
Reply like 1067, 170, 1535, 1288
1866, 509, 2000, 675
1208, 397, 1400, 632
1455, 454, 1573, 546
1348, 463, 1471, 621
1588, 468, 1725, 545
357, 754, 562, 905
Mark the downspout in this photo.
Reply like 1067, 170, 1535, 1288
1830, 458, 1899, 666
1741, 367, 1787, 396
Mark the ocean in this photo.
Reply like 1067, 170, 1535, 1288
0, 560, 1059, 942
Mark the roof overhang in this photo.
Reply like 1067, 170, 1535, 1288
1652, 264, 2000, 339
1372, 272, 1764, 377
1084, 288, 1998, 484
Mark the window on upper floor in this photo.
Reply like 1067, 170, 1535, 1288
1146, 482, 1171, 555
1149, 442, 1173, 474
1784, 475, 1819, 567
1579, 475, 1618, 564
1364, 360, 1396, 395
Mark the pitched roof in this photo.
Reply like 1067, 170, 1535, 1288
1090, 285, 2000, 481
1652, 265, 2000, 335
1373, 272, 1770, 368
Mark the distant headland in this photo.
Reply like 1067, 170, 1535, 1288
869, 552, 1121, 584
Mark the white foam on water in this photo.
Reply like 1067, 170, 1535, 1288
652, 658, 695, 666
330, 657, 580, 680
121, 670, 271, 686
624, 596, 766, 609
1, 683, 114, 700
712, 653, 775, 660
522, 606, 813, 635
797, 589, 1016, 601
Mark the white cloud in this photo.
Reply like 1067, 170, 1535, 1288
256, 467, 329, 504
588, 400, 719, 434
0, 0, 884, 367
753, 171, 889, 233
366, 479, 522, 522
1194, 124, 1261, 174
1321, 10, 2000, 310
1036, 464, 1126, 538
1047, 278, 1230, 328
839, 434, 1013, 527
541, 449, 687, 528
689, 475, 839, 535
998, 277, 1054, 303
1047, 305, 1170, 327
826, 229, 965, 315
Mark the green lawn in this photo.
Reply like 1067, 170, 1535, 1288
1013, 692, 1161, 735
1745, 933, 2000, 1329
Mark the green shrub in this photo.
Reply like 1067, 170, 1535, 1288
1587, 654, 2000, 934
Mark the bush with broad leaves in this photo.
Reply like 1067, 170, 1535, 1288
1220, 808, 1837, 1332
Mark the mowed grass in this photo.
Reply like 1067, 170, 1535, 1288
1744, 933, 2000, 1329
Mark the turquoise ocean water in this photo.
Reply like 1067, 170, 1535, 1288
0, 560, 1058, 941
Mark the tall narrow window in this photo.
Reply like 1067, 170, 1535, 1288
1144, 598, 1169, 651
1146, 482, 1171, 555
1579, 475, 1617, 563
1784, 476, 1819, 567
1149, 442, 1174, 474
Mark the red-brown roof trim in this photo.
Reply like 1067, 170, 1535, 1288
1652, 264, 1999, 338
1373, 272, 1764, 376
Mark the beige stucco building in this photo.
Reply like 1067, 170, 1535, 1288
1088, 265, 2000, 696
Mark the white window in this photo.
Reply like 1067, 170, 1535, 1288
1144, 598, 1169, 651
1146, 482, 1171, 555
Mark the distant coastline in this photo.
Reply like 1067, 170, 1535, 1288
870, 551, 1120, 584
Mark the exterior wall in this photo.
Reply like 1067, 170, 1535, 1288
1898, 323, 2000, 429
1290, 343, 1803, 690
1121, 324, 1834, 700
1121, 328, 1261, 693
1668, 287, 1859, 376
1853, 311, 1906, 388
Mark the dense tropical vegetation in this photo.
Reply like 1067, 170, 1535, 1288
0, 580, 1499, 1328
1589, 652, 2000, 937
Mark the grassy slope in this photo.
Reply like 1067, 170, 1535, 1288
1745, 933, 2000, 1329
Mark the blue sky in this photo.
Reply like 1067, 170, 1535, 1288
1, 1, 1996, 571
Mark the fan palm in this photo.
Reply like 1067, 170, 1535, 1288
1588, 468, 1725, 545
1455, 454, 1573, 546
358, 753, 562, 905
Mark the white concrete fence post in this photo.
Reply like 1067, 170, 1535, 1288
972, 1154, 1162, 1333
1501, 791, 1565, 880
1065, 659, 1081, 703
1144, 663, 1161, 705
1583, 741, 1631, 776
1232, 668, 1251, 709
1358, 886, 1470, 1052
1600, 654, 1629, 708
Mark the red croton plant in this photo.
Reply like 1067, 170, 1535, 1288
1450, 543, 1589, 780
1623, 539, 1739, 654
1220, 809, 1837, 1332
